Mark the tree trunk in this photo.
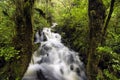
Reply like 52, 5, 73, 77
4, 0, 34, 79
87, 0, 106, 80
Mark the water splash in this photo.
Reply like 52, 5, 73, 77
23, 25, 87, 80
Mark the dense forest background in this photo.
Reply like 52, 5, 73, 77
0, 0, 120, 80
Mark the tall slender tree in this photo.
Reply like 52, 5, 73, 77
87, 0, 106, 79
102, 0, 115, 44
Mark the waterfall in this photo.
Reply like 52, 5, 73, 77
23, 24, 87, 80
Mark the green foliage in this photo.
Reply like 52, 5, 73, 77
0, 0, 15, 44
53, 0, 88, 53
33, 0, 51, 30
0, 0, 120, 80
33, 12, 49, 30
103, 69, 118, 80
0, 0, 16, 62
97, 46, 120, 80
0, 47, 19, 61
0, 17, 14, 44
97, 46, 112, 53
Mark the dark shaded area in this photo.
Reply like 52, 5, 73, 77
35, 8, 46, 18
0, 57, 6, 68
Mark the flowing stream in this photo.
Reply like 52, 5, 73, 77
23, 24, 87, 80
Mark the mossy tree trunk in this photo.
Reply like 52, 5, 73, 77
87, 0, 106, 80
8, 0, 34, 79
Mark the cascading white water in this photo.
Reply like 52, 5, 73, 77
23, 24, 87, 80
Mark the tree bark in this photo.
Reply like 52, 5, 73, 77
0, 0, 35, 80
87, 0, 106, 80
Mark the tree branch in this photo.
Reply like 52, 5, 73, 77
102, 0, 115, 43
